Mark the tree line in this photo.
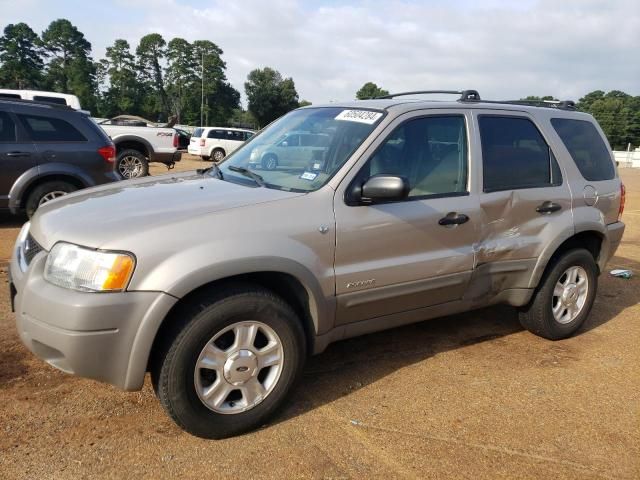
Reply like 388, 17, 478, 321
0, 20, 306, 128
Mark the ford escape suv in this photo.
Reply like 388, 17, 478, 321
11, 90, 625, 439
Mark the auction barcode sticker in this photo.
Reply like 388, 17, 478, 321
335, 110, 383, 124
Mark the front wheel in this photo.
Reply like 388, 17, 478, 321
152, 285, 306, 439
261, 154, 278, 170
519, 249, 598, 340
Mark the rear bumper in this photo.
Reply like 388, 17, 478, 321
603, 221, 625, 266
10, 246, 177, 391
150, 150, 182, 165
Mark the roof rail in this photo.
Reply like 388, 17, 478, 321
0, 97, 74, 110
376, 90, 481, 101
460, 98, 577, 110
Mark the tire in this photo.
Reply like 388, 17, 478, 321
25, 180, 77, 218
201, 156, 211, 161
152, 284, 306, 439
519, 248, 598, 340
212, 148, 226, 163
261, 154, 278, 170
116, 149, 149, 179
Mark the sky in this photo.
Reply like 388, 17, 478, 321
1, 0, 639, 104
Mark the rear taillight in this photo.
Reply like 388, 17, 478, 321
173, 133, 178, 148
98, 145, 116, 163
618, 183, 626, 221
199, 138, 206, 147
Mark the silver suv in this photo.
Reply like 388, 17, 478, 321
10, 90, 626, 439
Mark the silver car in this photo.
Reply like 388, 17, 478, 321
10, 90, 625, 439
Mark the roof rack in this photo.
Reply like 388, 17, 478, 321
457, 96, 577, 110
0, 97, 74, 110
376, 90, 481, 101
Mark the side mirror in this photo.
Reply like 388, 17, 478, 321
361, 175, 409, 202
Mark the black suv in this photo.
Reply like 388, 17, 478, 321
0, 99, 120, 217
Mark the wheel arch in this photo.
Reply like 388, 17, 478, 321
8, 165, 90, 213
529, 229, 605, 289
113, 136, 152, 157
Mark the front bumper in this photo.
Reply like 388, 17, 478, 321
10, 244, 176, 391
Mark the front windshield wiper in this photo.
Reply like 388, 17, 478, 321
227, 165, 265, 187
197, 163, 223, 180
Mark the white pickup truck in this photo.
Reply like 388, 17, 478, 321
97, 116, 182, 179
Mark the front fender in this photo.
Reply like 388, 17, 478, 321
9, 163, 92, 212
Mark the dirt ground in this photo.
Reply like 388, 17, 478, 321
0, 160, 638, 479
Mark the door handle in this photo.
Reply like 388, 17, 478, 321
6, 151, 31, 158
439, 212, 469, 226
536, 201, 562, 214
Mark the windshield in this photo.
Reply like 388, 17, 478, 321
218, 107, 384, 192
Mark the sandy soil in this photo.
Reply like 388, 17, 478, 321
0, 164, 638, 479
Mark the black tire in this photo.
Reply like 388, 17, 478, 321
25, 180, 77, 218
152, 284, 306, 439
261, 154, 278, 170
519, 249, 598, 340
116, 149, 149, 179
212, 148, 226, 163
201, 155, 211, 161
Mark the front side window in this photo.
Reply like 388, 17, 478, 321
218, 107, 384, 192
480, 116, 561, 192
0, 111, 16, 142
17, 114, 86, 142
356, 115, 468, 198
550, 118, 614, 181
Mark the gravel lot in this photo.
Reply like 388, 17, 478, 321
0, 159, 638, 479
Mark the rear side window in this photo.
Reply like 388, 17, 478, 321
0, 112, 16, 142
18, 114, 87, 142
33, 96, 68, 106
208, 130, 226, 139
479, 116, 562, 192
550, 118, 615, 181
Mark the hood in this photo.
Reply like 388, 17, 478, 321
31, 171, 304, 250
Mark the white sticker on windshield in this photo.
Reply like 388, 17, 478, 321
335, 110, 383, 124
300, 172, 318, 181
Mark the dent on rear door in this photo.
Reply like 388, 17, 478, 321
469, 112, 574, 301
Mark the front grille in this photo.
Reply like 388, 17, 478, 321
23, 233, 43, 266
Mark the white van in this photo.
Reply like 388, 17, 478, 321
0, 89, 82, 110
188, 127, 255, 162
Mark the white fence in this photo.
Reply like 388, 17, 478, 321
614, 150, 640, 168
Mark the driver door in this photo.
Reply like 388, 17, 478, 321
333, 110, 480, 325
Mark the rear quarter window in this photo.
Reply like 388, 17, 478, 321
550, 118, 615, 181
17, 114, 87, 142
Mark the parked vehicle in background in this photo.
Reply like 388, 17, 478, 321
11, 90, 625, 439
0, 89, 82, 110
174, 128, 191, 150
0, 98, 119, 217
248, 130, 330, 170
97, 116, 182, 179
188, 127, 255, 162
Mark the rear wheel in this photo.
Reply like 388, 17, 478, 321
261, 154, 278, 170
212, 148, 226, 163
152, 285, 306, 439
25, 180, 77, 217
519, 249, 598, 340
116, 149, 149, 179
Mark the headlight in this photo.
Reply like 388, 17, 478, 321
44, 242, 135, 292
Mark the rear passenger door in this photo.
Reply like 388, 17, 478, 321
473, 112, 573, 286
0, 108, 37, 208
